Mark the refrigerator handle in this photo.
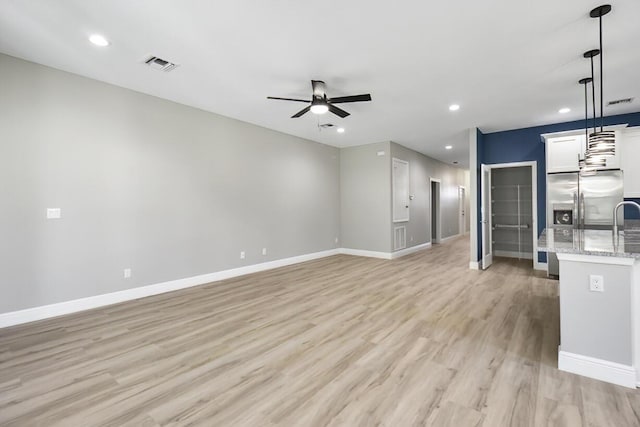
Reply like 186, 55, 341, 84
573, 192, 578, 229
580, 192, 585, 228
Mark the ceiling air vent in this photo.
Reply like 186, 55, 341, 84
144, 56, 178, 72
608, 97, 633, 106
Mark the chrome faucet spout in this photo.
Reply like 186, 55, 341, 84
613, 201, 640, 236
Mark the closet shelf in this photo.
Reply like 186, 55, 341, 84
493, 224, 529, 230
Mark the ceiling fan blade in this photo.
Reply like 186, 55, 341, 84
291, 106, 311, 118
267, 96, 310, 103
328, 104, 350, 118
328, 94, 372, 104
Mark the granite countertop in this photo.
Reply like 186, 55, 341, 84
538, 220, 640, 259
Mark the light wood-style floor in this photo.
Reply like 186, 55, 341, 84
1, 236, 639, 426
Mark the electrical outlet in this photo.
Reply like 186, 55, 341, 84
262, 248, 267, 256
123, 268, 131, 279
410, 235, 414, 242
589, 275, 604, 292
334, 237, 339, 244
240, 251, 245, 259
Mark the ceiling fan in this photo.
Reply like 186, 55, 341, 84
267, 80, 372, 118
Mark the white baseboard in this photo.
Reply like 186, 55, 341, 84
534, 262, 548, 272
0, 248, 340, 329
339, 242, 432, 260
558, 349, 636, 389
391, 242, 431, 259
469, 261, 480, 270
338, 248, 391, 259
440, 234, 460, 243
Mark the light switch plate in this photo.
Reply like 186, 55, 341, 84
589, 275, 604, 292
46, 208, 61, 219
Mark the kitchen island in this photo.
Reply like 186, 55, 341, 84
539, 223, 640, 388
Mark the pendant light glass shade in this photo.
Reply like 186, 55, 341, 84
588, 130, 615, 158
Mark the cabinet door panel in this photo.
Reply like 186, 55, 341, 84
622, 128, 640, 197
547, 136, 582, 173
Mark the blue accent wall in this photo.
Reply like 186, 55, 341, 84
476, 112, 640, 263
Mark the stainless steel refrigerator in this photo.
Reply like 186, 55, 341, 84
547, 170, 624, 276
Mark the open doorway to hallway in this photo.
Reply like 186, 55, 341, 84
430, 178, 441, 244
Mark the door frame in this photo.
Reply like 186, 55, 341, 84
429, 178, 442, 244
481, 161, 540, 270
458, 185, 466, 235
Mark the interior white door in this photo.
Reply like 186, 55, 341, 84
392, 158, 410, 222
481, 165, 493, 269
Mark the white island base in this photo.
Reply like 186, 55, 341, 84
557, 252, 640, 388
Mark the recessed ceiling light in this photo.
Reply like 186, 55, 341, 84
89, 34, 109, 47
449, 104, 460, 111
559, 107, 571, 114
445, 145, 453, 150
337, 127, 345, 133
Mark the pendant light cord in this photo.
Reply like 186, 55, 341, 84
584, 82, 588, 142
599, 15, 604, 132
590, 57, 597, 134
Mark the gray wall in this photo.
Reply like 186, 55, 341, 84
390, 142, 469, 249
559, 258, 633, 365
340, 142, 391, 252
0, 54, 340, 313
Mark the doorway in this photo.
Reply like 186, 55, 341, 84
458, 186, 466, 235
480, 161, 539, 270
430, 178, 441, 244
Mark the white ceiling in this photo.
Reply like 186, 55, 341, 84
1, 0, 639, 168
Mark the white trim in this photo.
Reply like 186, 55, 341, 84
392, 157, 410, 223
558, 349, 636, 389
556, 252, 635, 266
0, 249, 340, 328
390, 242, 431, 259
458, 185, 466, 237
534, 262, 548, 272
338, 248, 392, 259
440, 234, 461, 243
429, 178, 442, 244
469, 261, 480, 270
469, 128, 479, 267
481, 161, 540, 270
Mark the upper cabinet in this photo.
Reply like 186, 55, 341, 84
392, 158, 410, 222
621, 127, 640, 197
546, 134, 584, 173
544, 129, 623, 174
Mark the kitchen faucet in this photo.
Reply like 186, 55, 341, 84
613, 201, 640, 236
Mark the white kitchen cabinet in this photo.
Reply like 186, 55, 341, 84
546, 135, 585, 173
545, 130, 623, 173
621, 127, 640, 197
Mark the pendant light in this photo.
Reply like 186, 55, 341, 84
578, 77, 599, 174
581, 50, 605, 171
587, 4, 615, 159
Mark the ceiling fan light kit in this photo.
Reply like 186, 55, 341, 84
268, 80, 371, 120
